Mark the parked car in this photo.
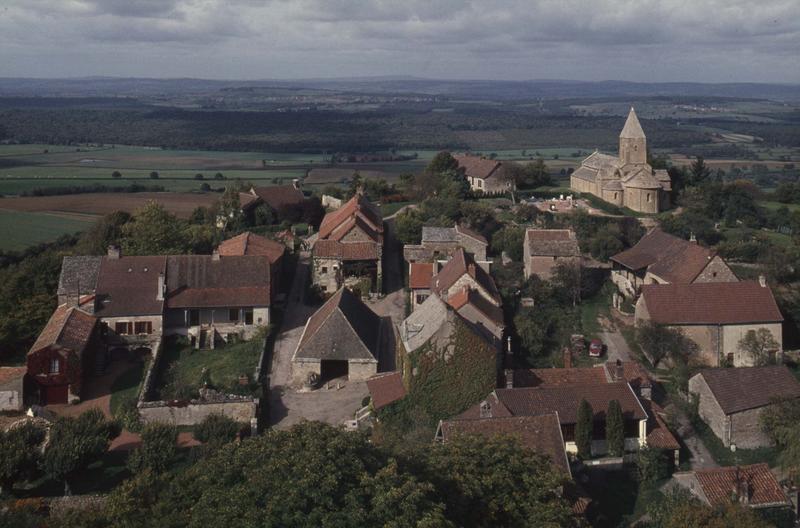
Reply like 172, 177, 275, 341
589, 339, 603, 357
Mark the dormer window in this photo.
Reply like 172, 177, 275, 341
49, 358, 61, 374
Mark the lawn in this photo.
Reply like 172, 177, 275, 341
380, 201, 412, 217
0, 209, 96, 251
759, 200, 800, 213
157, 332, 266, 400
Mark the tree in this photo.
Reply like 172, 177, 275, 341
760, 398, 800, 484
689, 156, 711, 187
215, 187, 243, 232
395, 209, 424, 245
199, 182, 211, 192
637, 321, 697, 367
0, 421, 46, 496
738, 328, 780, 366
76, 211, 132, 254
425, 151, 460, 176
606, 399, 624, 457
491, 226, 525, 261
647, 488, 773, 528
193, 414, 240, 449
127, 423, 177, 473
121, 201, 189, 255
40, 409, 120, 495
252, 203, 275, 226
551, 261, 582, 306
194, 173, 204, 180
214, 172, 225, 180
111, 170, 122, 178
575, 399, 593, 459
149, 171, 159, 179
636, 446, 670, 483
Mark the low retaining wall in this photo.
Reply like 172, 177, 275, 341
138, 397, 258, 426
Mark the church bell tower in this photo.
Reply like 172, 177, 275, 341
619, 107, 647, 167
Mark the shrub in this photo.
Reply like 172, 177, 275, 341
111, 170, 122, 178
194, 414, 240, 448
127, 423, 177, 473
214, 172, 225, 180
606, 399, 624, 457
117, 397, 143, 433
575, 399, 593, 459
194, 173, 204, 180
149, 171, 159, 179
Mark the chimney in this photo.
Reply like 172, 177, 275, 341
107, 245, 121, 259
212, 249, 220, 261
615, 359, 624, 382
563, 347, 572, 369
759, 274, 767, 287
689, 232, 697, 244
479, 400, 492, 419
504, 369, 514, 389
157, 272, 165, 301
292, 178, 301, 190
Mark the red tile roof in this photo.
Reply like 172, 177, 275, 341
318, 194, 383, 242
431, 248, 500, 303
694, 464, 789, 508
409, 262, 435, 289
95, 256, 166, 316
605, 361, 652, 390
695, 366, 800, 414
448, 288, 505, 329
366, 372, 406, 410
611, 229, 718, 283
165, 255, 270, 308
0, 367, 26, 386
250, 185, 305, 210
218, 232, 285, 264
313, 240, 379, 261
640, 281, 783, 325
513, 367, 608, 388
454, 154, 503, 181
30, 305, 96, 357
439, 414, 571, 476
642, 400, 680, 450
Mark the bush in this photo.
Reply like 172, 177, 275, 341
194, 414, 241, 448
117, 397, 143, 433
214, 172, 225, 180
637, 446, 671, 483
194, 173, 204, 180
111, 170, 122, 178
127, 423, 177, 473
149, 171, 159, 179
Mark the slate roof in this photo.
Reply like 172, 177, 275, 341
421, 224, 488, 246
366, 372, 406, 410
640, 281, 782, 325
95, 256, 166, 317
620, 107, 646, 139
318, 194, 383, 242
400, 294, 456, 353
57, 256, 102, 296
249, 185, 305, 210
439, 414, 571, 476
409, 262, 435, 289
455, 224, 488, 245
30, 305, 96, 357
217, 232, 285, 264
312, 240, 379, 261
293, 288, 381, 362
461, 383, 647, 424
525, 229, 581, 257
431, 248, 500, 303
512, 367, 608, 388
694, 366, 800, 414
694, 464, 789, 508
165, 255, 270, 309
454, 154, 503, 181
610, 229, 718, 284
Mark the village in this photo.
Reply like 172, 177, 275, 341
1, 108, 799, 527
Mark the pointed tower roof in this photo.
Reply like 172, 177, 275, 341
620, 107, 646, 139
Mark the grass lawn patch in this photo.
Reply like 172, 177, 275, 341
0, 210, 95, 251
380, 201, 411, 217
157, 331, 267, 400
109, 360, 148, 418
580, 282, 613, 341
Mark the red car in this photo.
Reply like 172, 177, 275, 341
589, 339, 603, 357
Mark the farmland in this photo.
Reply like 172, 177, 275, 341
0, 210, 95, 251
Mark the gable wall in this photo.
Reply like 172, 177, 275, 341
694, 256, 738, 283
689, 374, 730, 445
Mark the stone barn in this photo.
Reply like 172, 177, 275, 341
689, 366, 800, 449
0, 367, 26, 412
291, 288, 382, 386
523, 229, 581, 280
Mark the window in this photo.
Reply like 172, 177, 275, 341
244, 308, 254, 325
115, 322, 133, 335
189, 310, 200, 326
321, 266, 328, 274
646, 193, 652, 203
614, 192, 618, 200
229, 309, 240, 322
478, 180, 483, 188
712, 272, 718, 278
49, 358, 61, 374
416, 294, 428, 305
134, 321, 152, 335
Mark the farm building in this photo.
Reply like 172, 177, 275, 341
635, 280, 783, 366
403, 224, 490, 264
689, 366, 800, 449
454, 154, 515, 194
523, 229, 581, 280
570, 107, 671, 213
27, 305, 99, 405
291, 288, 382, 386
242, 183, 306, 217
610, 228, 737, 299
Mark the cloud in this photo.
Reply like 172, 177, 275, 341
0, 0, 798, 81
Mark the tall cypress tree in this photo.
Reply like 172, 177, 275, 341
606, 399, 625, 457
575, 399, 593, 459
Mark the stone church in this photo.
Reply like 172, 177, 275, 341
570, 107, 671, 213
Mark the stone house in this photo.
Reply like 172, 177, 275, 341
291, 287, 382, 386
671, 464, 792, 515
689, 366, 800, 449
312, 194, 384, 294
430, 248, 501, 308
27, 305, 99, 405
610, 228, 737, 299
523, 229, 581, 280
217, 231, 286, 296
240, 183, 306, 221
444, 288, 505, 348
436, 413, 571, 477
409, 262, 435, 307
454, 154, 515, 194
0, 367, 26, 412
635, 280, 783, 366
570, 107, 671, 213
460, 383, 648, 457
403, 224, 490, 264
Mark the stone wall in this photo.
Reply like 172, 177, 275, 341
291, 359, 319, 387
0, 387, 23, 412
312, 256, 342, 294
689, 373, 729, 445
695, 256, 738, 283
722, 323, 782, 366
348, 360, 378, 381
623, 187, 660, 214
524, 255, 579, 280
139, 398, 258, 426
440, 274, 498, 306
730, 407, 773, 449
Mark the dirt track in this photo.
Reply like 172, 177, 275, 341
0, 192, 220, 219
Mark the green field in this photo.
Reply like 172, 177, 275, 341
759, 200, 800, 212
0, 210, 96, 250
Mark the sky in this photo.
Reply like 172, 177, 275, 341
1, 0, 799, 83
